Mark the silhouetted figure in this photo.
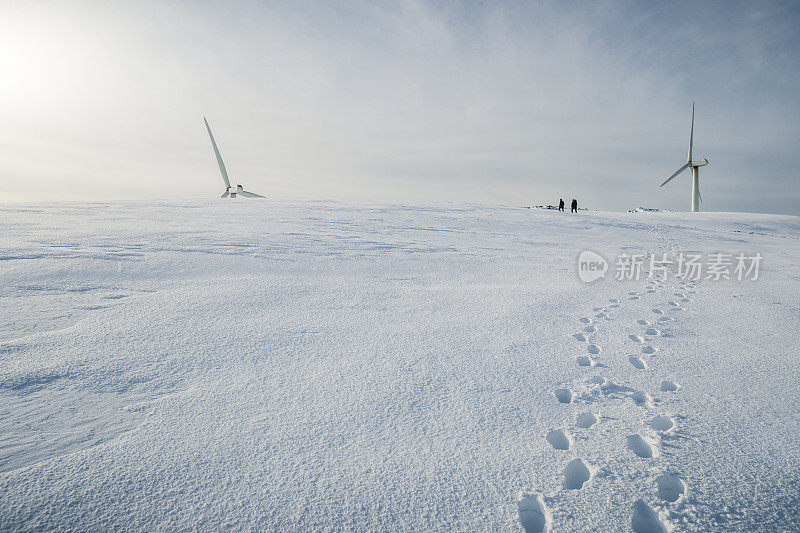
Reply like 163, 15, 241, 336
559, 199, 565, 212
571, 199, 578, 213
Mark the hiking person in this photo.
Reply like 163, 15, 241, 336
571, 199, 578, 213
559, 199, 565, 212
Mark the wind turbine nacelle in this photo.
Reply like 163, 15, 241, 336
225, 185, 244, 197
691, 159, 708, 167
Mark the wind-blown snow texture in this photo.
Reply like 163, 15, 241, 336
1, 200, 799, 531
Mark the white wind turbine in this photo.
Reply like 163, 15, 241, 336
203, 117, 265, 198
660, 103, 708, 212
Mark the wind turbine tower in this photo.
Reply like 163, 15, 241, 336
203, 117, 265, 198
660, 103, 708, 212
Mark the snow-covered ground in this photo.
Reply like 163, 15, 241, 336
1, 200, 798, 531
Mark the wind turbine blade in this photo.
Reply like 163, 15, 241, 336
660, 162, 690, 187
221, 191, 229, 198
203, 117, 232, 189
687, 102, 694, 163
238, 190, 265, 198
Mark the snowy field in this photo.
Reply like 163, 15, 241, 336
1, 200, 799, 531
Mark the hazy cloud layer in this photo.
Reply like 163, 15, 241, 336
1, 1, 798, 213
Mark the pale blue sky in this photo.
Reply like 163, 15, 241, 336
1, 1, 798, 213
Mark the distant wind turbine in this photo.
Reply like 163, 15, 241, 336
659, 103, 708, 212
203, 117, 265, 198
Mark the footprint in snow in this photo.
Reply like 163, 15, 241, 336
648, 415, 675, 433
631, 391, 652, 408
644, 327, 659, 336
637, 319, 649, 326
587, 375, 606, 386
629, 355, 647, 370
652, 309, 663, 315
576, 412, 598, 428
562, 458, 591, 490
657, 316, 672, 323
576, 355, 594, 367
587, 344, 601, 355
609, 303, 620, 308
656, 474, 686, 503
629, 295, 640, 300
629, 334, 644, 343
554, 389, 573, 404
517, 492, 551, 533
599, 381, 652, 407
609, 298, 619, 303
641, 345, 657, 355
631, 500, 670, 533
660, 380, 680, 392
546, 429, 571, 450
626, 434, 656, 458
573, 333, 587, 342
628, 291, 638, 296
583, 325, 597, 333
579, 317, 591, 324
